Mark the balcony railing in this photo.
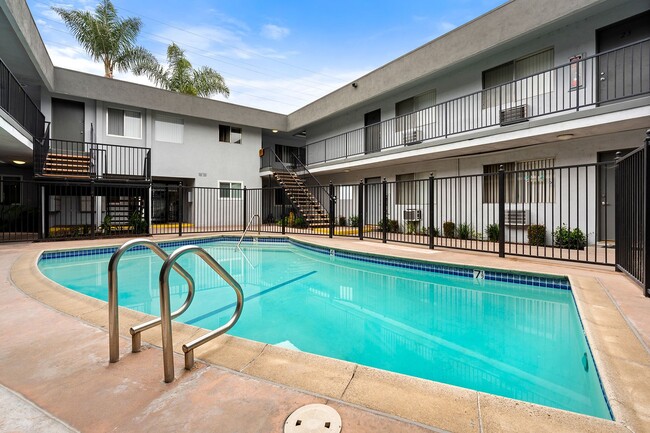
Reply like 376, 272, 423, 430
34, 138, 151, 181
304, 38, 650, 165
0, 57, 45, 139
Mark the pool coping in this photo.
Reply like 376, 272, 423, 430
11, 233, 650, 433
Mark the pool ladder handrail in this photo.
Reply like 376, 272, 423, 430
108, 239, 244, 383
159, 245, 244, 383
237, 214, 260, 249
108, 238, 196, 363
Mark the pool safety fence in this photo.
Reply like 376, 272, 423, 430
2, 138, 649, 296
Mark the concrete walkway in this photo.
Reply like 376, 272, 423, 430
1, 235, 649, 432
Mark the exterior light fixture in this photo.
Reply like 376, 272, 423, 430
12, 160, 26, 165
352, 82, 358, 88
272, 129, 278, 133
556, 134, 574, 140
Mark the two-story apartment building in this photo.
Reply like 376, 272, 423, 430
0, 0, 648, 248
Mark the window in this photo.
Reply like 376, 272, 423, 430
482, 48, 554, 108
219, 125, 242, 144
219, 181, 243, 199
483, 159, 554, 203
396, 173, 415, 205
395, 90, 436, 132
155, 115, 184, 143
107, 108, 141, 138
0, 176, 21, 205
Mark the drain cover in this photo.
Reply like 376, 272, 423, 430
284, 404, 342, 433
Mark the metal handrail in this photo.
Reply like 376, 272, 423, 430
291, 151, 330, 198
270, 147, 332, 199
237, 214, 260, 248
159, 245, 244, 383
107, 238, 195, 363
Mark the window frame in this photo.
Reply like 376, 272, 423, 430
219, 125, 242, 144
481, 48, 555, 109
482, 159, 555, 204
106, 107, 142, 139
218, 181, 244, 200
0, 175, 22, 206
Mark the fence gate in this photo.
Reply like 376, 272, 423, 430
615, 131, 650, 297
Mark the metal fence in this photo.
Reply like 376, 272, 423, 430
0, 57, 46, 140
34, 138, 151, 180
142, 161, 617, 266
616, 134, 650, 297
304, 38, 650, 164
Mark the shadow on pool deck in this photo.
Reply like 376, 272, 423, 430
1, 234, 649, 433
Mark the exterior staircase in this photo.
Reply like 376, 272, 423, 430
107, 196, 143, 226
273, 171, 330, 228
41, 152, 91, 179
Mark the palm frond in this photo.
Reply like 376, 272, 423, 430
193, 67, 230, 98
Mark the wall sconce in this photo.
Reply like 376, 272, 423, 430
351, 82, 358, 88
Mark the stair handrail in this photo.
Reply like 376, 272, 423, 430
270, 147, 332, 200
108, 238, 196, 363
159, 245, 244, 382
290, 151, 332, 200
237, 214, 260, 249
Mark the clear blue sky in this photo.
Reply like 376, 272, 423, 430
27, 0, 506, 114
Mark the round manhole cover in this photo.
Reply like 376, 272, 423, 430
284, 403, 342, 433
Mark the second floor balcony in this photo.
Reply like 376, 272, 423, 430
34, 138, 151, 181
302, 38, 650, 166
0, 57, 45, 140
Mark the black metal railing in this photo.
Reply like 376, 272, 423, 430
616, 132, 650, 297
0, 57, 45, 139
304, 38, 650, 165
34, 138, 151, 180
147, 159, 619, 266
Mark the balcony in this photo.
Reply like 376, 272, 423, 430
303, 38, 650, 166
0, 57, 45, 140
34, 138, 151, 181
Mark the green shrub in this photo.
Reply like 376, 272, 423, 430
528, 224, 546, 246
406, 221, 418, 234
293, 216, 308, 228
430, 227, 440, 237
338, 216, 347, 226
443, 221, 455, 238
129, 211, 148, 234
349, 215, 359, 226
457, 223, 471, 240
553, 224, 586, 250
100, 215, 113, 235
378, 218, 400, 233
486, 223, 500, 242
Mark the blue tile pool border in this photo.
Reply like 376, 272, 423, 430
39, 235, 570, 290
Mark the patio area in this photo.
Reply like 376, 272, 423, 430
1, 234, 648, 432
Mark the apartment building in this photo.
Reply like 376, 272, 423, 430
0, 0, 648, 248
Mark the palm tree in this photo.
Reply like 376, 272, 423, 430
53, 0, 156, 78
133, 43, 230, 98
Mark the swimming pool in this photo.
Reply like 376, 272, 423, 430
38, 237, 611, 419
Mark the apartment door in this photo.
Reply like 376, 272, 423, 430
596, 11, 650, 103
152, 183, 180, 223
364, 177, 382, 225
52, 98, 85, 152
597, 149, 633, 242
364, 109, 381, 154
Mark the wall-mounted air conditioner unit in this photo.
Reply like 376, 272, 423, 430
504, 209, 528, 226
403, 209, 421, 221
499, 105, 528, 126
402, 129, 423, 145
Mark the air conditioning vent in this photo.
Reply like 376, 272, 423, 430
403, 209, 421, 221
499, 105, 528, 126
402, 129, 423, 145
504, 210, 528, 226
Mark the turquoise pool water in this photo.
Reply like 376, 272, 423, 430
38, 238, 611, 419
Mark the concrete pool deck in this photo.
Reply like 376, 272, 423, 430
1, 234, 649, 432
